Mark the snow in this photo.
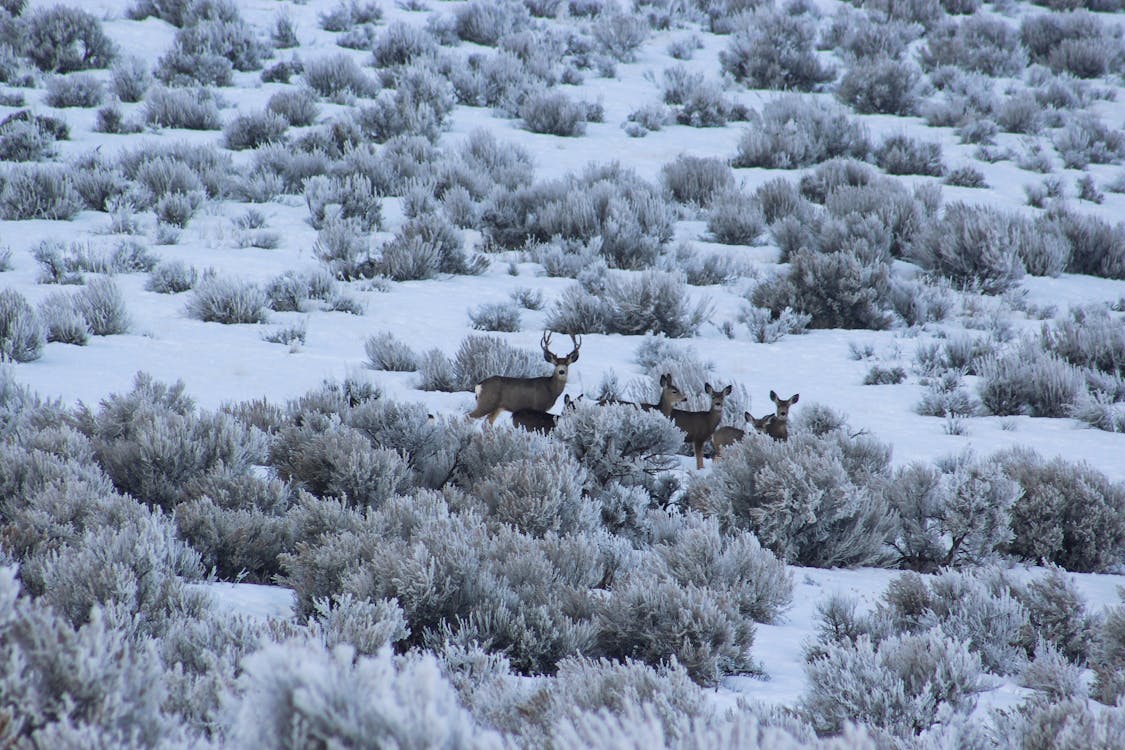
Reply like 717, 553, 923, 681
6, 0, 1125, 731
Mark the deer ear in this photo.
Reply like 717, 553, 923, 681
791, 393, 800, 404
544, 349, 555, 363
660, 373, 668, 386
568, 350, 579, 364
705, 383, 713, 394
723, 385, 732, 395
744, 411, 752, 421
770, 390, 779, 403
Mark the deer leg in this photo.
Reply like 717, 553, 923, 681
487, 409, 502, 425
694, 442, 704, 470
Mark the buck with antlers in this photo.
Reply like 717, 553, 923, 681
671, 383, 732, 470
711, 411, 773, 458
762, 391, 799, 441
469, 332, 581, 424
599, 373, 687, 417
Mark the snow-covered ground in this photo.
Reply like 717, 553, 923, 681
4, 0, 1125, 743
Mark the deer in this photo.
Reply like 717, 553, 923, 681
711, 411, 773, 458
468, 332, 581, 424
762, 391, 799, 441
511, 394, 581, 435
598, 373, 687, 417
670, 383, 732, 470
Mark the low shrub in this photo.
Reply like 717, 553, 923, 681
874, 133, 943, 176
469, 302, 521, 332
920, 15, 1027, 77
38, 291, 89, 345
144, 87, 222, 130
223, 110, 288, 151
706, 190, 765, 245
910, 203, 1028, 294
0, 288, 45, 362
453, 0, 531, 46
837, 57, 919, 116
0, 164, 83, 220
661, 155, 734, 208
520, 90, 587, 137
23, 5, 116, 72
1053, 114, 1125, 169
147, 261, 198, 293
977, 339, 1085, 418
733, 97, 870, 169
44, 72, 104, 107
74, 277, 129, 335
719, 8, 834, 91
365, 331, 419, 372
267, 87, 319, 127
302, 54, 378, 99
185, 276, 268, 324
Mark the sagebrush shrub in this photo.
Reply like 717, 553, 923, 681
661, 155, 735, 208
223, 110, 288, 151
719, 8, 834, 91
144, 87, 222, 130
837, 57, 919, 116
44, 72, 104, 107
874, 133, 944, 176
707, 432, 896, 568
706, 190, 765, 245
302, 54, 377, 99
1044, 208, 1125, 280
1053, 114, 1125, 169
267, 87, 319, 127
977, 338, 1084, 418
910, 203, 1027, 294
733, 97, 870, 169
469, 302, 521, 332
995, 446, 1125, 572
0, 117, 57, 162
38, 291, 89, 346
920, 15, 1026, 77
0, 288, 45, 362
520, 90, 587, 137
0, 164, 83, 220
185, 276, 268, 324
23, 5, 116, 72
454, 0, 531, 46
74, 277, 129, 335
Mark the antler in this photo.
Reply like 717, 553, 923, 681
541, 331, 554, 362
567, 333, 581, 360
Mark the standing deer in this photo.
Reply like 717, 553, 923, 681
511, 394, 580, 435
762, 391, 799, 441
671, 383, 732, 470
711, 411, 773, 458
598, 373, 687, 417
468, 332, 581, 424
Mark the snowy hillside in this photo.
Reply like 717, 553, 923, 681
2, 0, 1125, 746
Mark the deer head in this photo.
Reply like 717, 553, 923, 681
746, 411, 772, 432
706, 383, 733, 411
542, 332, 581, 380
769, 391, 799, 421
658, 373, 687, 412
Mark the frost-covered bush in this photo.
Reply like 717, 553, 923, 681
354, 66, 454, 143
661, 155, 734, 208
0, 164, 83, 220
1053, 114, 1125, 169
802, 630, 984, 738
519, 90, 587, 136
469, 302, 521, 332
1093, 599, 1125, 704
185, 276, 268, 324
592, 12, 648, 62
453, 0, 531, 46
144, 86, 222, 129
227, 643, 497, 749
370, 22, 436, 70
751, 249, 895, 331
0, 116, 57, 162
74, 277, 129, 335
272, 423, 413, 508
483, 163, 674, 269
1021, 11, 1120, 79
977, 338, 1084, 418
920, 15, 1026, 77
1015, 566, 1096, 665
378, 213, 481, 280
733, 97, 870, 169
719, 8, 834, 91
596, 569, 757, 687
416, 334, 544, 394
313, 218, 375, 281
302, 53, 378, 99
223, 110, 288, 150
1042, 305, 1125, 378
466, 447, 595, 537
738, 305, 811, 343
706, 189, 765, 245
910, 203, 1028, 294
995, 446, 1125, 572
874, 133, 944, 176
837, 57, 919, 116
23, 5, 116, 72
305, 173, 382, 231
365, 331, 419, 372
1044, 208, 1125, 280
44, 71, 104, 107
882, 455, 1018, 571
38, 290, 89, 345
554, 400, 683, 489
267, 87, 319, 127
547, 272, 712, 338
0, 288, 45, 362
707, 431, 896, 567
318, 0, 382, 31
111, 55, 151, 102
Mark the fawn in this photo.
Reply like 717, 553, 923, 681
762, 391, 799, 441
511, 394, 580, 435
711, 411, 773, 458
599, 373, 687, 417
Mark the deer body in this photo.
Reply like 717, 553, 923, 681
763, 391, 799, 441
469, 333, 580, 424
712, 412, 773, 458
599, 373, 686, 417
671, 383, 732, 469
511, 395, 579, 435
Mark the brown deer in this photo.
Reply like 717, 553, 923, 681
762, 391, 799, 441
711, 411, 773, 458
511, 394, 580, 435
598, 373, 687, 417
469, 332, 581, 424
670, 383, 732, 470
